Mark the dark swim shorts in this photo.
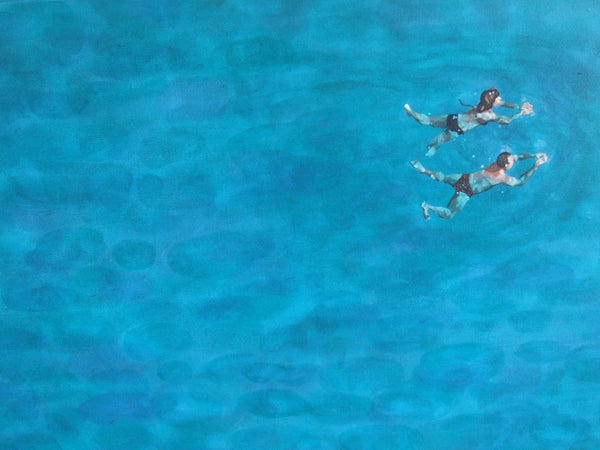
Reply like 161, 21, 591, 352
446, 114, 464, 135
454, 173, 474, 197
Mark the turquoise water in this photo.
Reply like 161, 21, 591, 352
1, 0, 599, 448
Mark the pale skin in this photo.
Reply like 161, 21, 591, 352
405, 96, 534, 156
411, 152, 548, 219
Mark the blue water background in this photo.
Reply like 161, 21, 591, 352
1, 0, 599, 448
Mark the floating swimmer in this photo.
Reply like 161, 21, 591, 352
411, 151, 548, 220
405, 88, 534, 157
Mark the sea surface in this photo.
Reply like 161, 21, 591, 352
1, 0, 599, 448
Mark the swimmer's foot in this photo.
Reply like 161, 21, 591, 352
405, 104, 432, 125
421, 202, 430, 220
411, 160, 426, 173
425, 145, 437, 157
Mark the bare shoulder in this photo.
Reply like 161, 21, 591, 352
476, 110, 497, 122
503, 175, 520, 186
480, 169, 510, 185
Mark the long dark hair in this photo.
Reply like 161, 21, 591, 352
475, 88, 499, 113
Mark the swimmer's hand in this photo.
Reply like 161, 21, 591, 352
520, 102, 533, 115
534, 152, 548, 166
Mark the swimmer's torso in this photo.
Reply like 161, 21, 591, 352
457, 110, 496, 132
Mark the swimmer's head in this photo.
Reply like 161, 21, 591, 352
476, 88, 500, 112
496, 151, 513, 169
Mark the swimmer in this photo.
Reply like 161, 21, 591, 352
404, 88, 534, 156
411, 151, 548, 219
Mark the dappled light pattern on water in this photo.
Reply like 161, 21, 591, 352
1, 0, 599, 448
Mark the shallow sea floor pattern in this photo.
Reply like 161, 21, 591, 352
1, 0, 600, 448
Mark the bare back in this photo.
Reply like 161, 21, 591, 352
468, 167, 513, 195
457, 110, 496, 132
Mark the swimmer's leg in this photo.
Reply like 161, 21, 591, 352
404, 104, 447, 128
411, 161, 461, 185
426, 130, 455, 157
422, 193, 469, 220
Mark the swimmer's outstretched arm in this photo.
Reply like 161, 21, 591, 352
514, 152, 537, 160
506, 153, 548, 186
495, 102, 534, 124
500, 100, 532, 110
499, 100, 519, 109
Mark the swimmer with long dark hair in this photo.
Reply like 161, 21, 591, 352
404, 88, 534, 156
411, 151, 547, 219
